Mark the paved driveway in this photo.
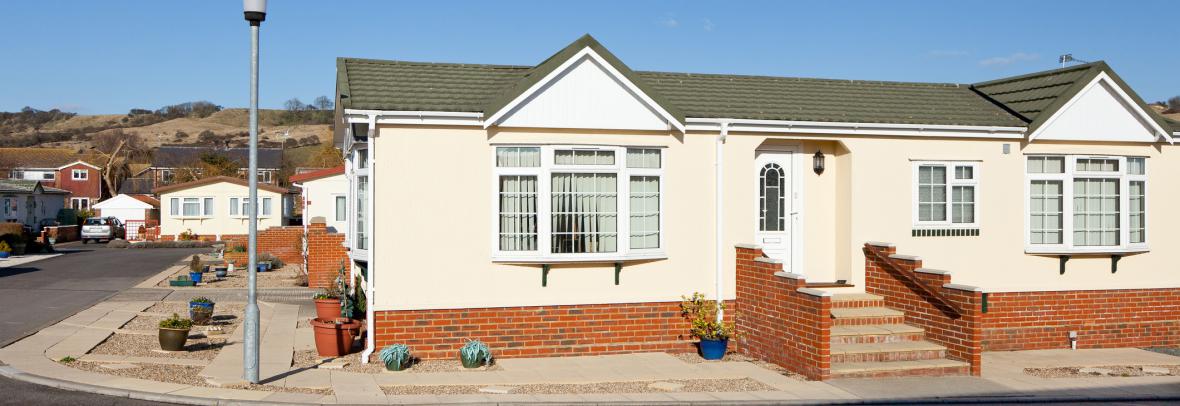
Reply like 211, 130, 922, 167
0, 243, 201, 406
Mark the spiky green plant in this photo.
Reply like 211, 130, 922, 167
458, 339, 492, 366
378, 344, 412, 370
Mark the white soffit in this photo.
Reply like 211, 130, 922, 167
1031, 72, 1170, 143
487, 48, 683, 132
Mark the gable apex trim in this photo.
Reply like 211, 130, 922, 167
483, 47, 686, 133
1028, 72, 1173, 144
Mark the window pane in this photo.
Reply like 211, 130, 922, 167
230, 198, 238, 216
182, 198, 199, 216
496, 147, 540, 167
555, 150, 614, 165
1072, 178, 1119, 246
262, 198, 272, 216
356, 176, 367, 250
1027, 156, 1064, 174
170, 198, 179, 216
1076, 158, 1118, 172
917, 165, 947, 222
1030, 180, 1063, 244
203, 198, 213, 216
335, 196, 347, 222
630, 176, 660, 249
952, 186, 974, 224
499, 176, 538, 251
955, 166, 973, 180
626, 148, 661, 169
1128, 157, 1145, 175
1130, 181, 1145, 243
551, 173, 617, 253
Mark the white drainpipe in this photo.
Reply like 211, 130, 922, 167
360, 115, 377, 363
715, 122, 728, 322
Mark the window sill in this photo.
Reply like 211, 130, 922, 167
1025, 246, 1149, 255
492, 252, 667, 264
175, 216, 213, 220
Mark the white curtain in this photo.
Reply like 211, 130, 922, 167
551, 173, 616, 253
499, 176, 537, 251
1073, 178, 1119, 246
629, 176, 659, 249
497, 147, 540, 167
1130, 181, 1144, 243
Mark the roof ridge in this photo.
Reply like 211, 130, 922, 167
339, 57, 531, 70
638, 70, 969, 88
973, 61, 1105, 87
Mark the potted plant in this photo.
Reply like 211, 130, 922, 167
169, 275, 195, 287
310, 317, 362, 357
458, 339, 493, 368
313, 285, 343, 320
378, 344, 412, 371
158, 313, 193, 351
0, 240, 11, 259
681, 292, 735, 360
189, 297, 215, 325
213, 265, 228, 278
187, 255, 203, 284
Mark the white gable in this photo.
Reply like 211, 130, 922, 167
489, 48, 681, 132
93, 194, 153, 210
1033, 73, 1169, 143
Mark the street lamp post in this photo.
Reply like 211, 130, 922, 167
242, 0, 266, 384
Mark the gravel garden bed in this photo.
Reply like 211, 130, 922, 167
155, 263, 305, 289
124, 302, 244, 331
62, 360, 331, 395
291, 350, 503, 374
89, 332, 227, 360
381, 378, 773, 395
670, 352, 804, 380
1025, 365, 1180, 378
1145, 346, 1180, 357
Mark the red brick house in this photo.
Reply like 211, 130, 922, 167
0, 148, 104, 210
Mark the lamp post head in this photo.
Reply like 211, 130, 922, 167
243, 0, 266, 25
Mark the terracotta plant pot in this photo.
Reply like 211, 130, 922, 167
310, 318, 361, 357
314, 298, 342, 319
159, 328, 190, 351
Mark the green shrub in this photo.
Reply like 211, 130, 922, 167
159, 313, 193, 329
680, 292, 735, 341
378, 344, 412, 369
459, 340, 493, 366
190, 297, 213, 304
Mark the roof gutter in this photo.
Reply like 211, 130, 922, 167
687, 118, 1027, 139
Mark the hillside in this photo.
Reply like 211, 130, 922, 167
2, 108, 331, 151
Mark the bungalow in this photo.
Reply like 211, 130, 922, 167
0, 179, 68, 230
154, 176, 285, 240
289, 166, 347, 233
334, 35, 1180, 378
139, 145, 283, 188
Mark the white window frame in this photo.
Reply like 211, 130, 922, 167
490, 145, 666, 263
229, 196, 274, 218
71, 169, 88, 180
352, 148, 369, 255
1024, 154, 1149, 254
333, 194, 347, 222
70, 197, 90, 210
169, 196, 213, 219
911, 161, 980, 229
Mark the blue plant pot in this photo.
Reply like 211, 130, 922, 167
257, 263, 270, 272
699, 338, 728, 360
0, 251, 9, 259
189, 302, 214, 319
189, 272, 203, 284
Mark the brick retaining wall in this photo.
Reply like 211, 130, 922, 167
982, 288, 1180, 351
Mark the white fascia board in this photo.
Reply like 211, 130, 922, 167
1028, 72, 1172, 144
482, 47, 686, 133
56, 160, 102, 170
686, 118, 1026, 139
343, 109, 483, 127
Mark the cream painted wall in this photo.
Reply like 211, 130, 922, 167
369, 124, 1180, 312
159, 182, 282, 238
302, 174, 348, 233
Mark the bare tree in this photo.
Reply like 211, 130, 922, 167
1167, 96, 1180, 112
313, 96, 334, 111
91, 129, 144, 197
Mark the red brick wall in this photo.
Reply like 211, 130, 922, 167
306, 225, 347, 288
373, 301, 705, 360
221, 223, 346, 289
55, 163, 101, 201
983, 288, 1180, 351
864, 243, 982, 375
735, 246, 832, 380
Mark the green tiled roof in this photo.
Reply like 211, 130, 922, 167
972, 61, 1176, 136
0, 179, 67, 194
336, 35, 1165, 131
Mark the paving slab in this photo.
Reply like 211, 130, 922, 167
169, 385, 274, 401
261, 391, 331, 404
829, 376, 1018, 399
330, 371, 386, 404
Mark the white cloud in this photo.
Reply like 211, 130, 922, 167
703, 18, 715, 31
979, 52, 1039, 67
659, 13, 679, 28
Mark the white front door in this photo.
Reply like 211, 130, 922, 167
754, 150, 794, 271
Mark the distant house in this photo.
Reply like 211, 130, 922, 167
0, 148, 104, 210
0, 179, 68, 230
140, 146, 283, 188
116, 177, 155, 196
154, 176, 286, 240
92, 194, 159, 225
289, 166, 347, 233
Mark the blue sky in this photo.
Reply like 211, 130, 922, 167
1, 0, 1176, 114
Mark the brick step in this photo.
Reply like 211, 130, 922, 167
830, 324, 925, 344
830, 340, 946, 363
830, 293, 885, 309
830, 307, 905, 326
831, 359, 970, 379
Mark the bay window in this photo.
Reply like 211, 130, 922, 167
1026, 155, 1147, 253
169, 197, 213, 218
493, 145, 663, 261
229, 197, 273, 217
